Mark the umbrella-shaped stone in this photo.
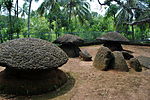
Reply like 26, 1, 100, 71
53, 34, 84, 57
0, 38, 69, 95
96, 32, 129, 51
0, 38, 68, 70
53, 34, 84, 45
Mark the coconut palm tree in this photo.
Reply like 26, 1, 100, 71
63, 0, 91, 26
25, 0, 39, 37
1, 0, 14, 40
38, 0, 91, 32
100, 0, 150, 40
37, 0, 62, 37
20, 1, 28, 18
0, 1, 2, 14
115, 0, 150, 39
105, 4, 119, 28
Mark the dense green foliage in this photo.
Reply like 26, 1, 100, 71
0, 0, 150, 43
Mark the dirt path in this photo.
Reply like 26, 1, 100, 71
0, 45, 150, 100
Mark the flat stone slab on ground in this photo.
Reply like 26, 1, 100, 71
136, 56, 150, 69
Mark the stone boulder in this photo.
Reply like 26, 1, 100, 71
0, 38, 68, 70
136, 56, 150, 69
0, 38, 69, 95
112, 51, 129, 72
53, 34, 84, 45
128, 58, 142, 72
96, 32, 129, 51
93, 46, 114, 71
121, 51, 134, 60
53, 34, 84, 58
96, 32, 129, 42
79, 50, 92, 61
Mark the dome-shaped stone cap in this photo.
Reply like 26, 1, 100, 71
96, 32, 129, 43
0, 38, 68, 70
53, 34, 84, 45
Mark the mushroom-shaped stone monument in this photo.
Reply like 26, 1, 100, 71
0, 38, 68, 95
96, 32, 129, 51
53, 34, 84, 57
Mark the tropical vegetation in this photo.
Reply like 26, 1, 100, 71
0, 0, 150, 43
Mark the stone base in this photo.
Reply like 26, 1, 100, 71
0, 69, 67, 95
60, 44, 81, 58
103, 42, 123, 51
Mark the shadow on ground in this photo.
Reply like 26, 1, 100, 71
0, 72, 75, 100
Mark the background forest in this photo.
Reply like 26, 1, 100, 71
0, 0, 150, 43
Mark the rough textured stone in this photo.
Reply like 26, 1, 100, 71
53, 34, 84, 58
60, 44, 81, 58
96, 32, 129, 42
121, 51, 134, 60
79, 50, 92, 61
96, 32, 129, 51
0, 38, 68, 70
112, 51, 129, 72
129, 58, 142, 72
93, 46, 114, 70
136, 56, 150, 69
53, 34, 84, 45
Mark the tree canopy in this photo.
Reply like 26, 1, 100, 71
0, 0, 149, 42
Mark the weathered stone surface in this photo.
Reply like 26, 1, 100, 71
112, 51, 129, 72
53, 34, 84, 45
96, 32, 129, 51
129, 58, 142, 72
60, 44, 81, 58
93, 46, 114, 70
136, 56, 150, 69
53, 34, 84, 58
0, 38, 68, 70
96, 32, 129, 42
79, 50, 92, 61
121, 51, 134, 60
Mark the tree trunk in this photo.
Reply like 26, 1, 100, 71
28, 0, 33, 37
8, 10, 13, 40
16, 0, 19, 38
16, 0, 18, 18
0, 26, 3, 43
113, 14, 116, 30
68, 0, 72, 33
131, 25, 134, 40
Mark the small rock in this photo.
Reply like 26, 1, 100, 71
129, 58, 142, 72
79, 50, 92, 61
112, 51, 129, 72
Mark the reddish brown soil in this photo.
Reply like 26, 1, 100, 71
0, 45, 150, 100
